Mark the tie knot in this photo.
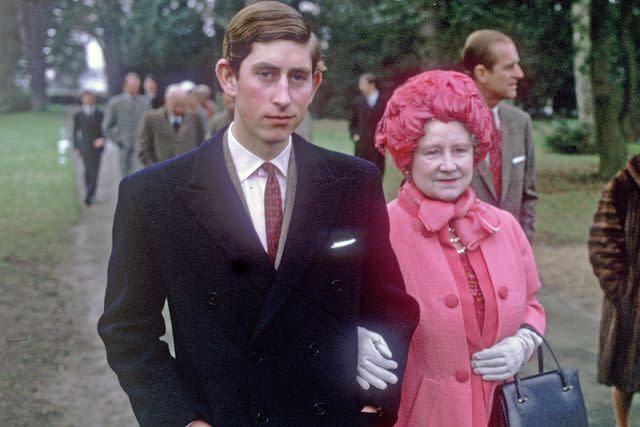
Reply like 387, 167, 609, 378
262, 162, 277, 176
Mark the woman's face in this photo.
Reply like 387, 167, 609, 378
410, 119, 474, 201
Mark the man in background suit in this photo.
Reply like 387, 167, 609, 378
463, 29, 537, 241
98, 2, 418, 426
73, 90, 105, 205
138, 84, 204, 167
102, 72, 149, 177
349, 73, 388, 176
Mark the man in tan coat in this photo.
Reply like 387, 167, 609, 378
462, 30, 537, 241
138, 84, 204, 166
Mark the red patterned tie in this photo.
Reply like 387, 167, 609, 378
263, 163, 282, 264
489, 142, 502, 200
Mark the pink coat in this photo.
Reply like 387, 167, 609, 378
388, 188, 545, 427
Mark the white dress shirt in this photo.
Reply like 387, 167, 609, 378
227, 123, 290, 252
366, 90, 379, 108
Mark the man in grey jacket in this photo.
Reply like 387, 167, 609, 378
102, 72, 149, 177
463, 29, 537, 241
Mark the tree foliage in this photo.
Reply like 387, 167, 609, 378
0, 0, 26, 112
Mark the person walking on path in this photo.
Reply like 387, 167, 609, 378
73, 90, 105, 205
102, 72, 149, 177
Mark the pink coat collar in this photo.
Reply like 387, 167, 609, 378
397, 182, 501, 251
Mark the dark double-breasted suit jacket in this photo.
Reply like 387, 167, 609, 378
98, 131, 419, 426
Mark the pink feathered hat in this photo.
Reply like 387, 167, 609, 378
375, 70, 498, 174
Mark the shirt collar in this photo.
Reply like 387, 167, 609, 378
227, 122, 291, 182
491, 105, 501, 129
366, 90, 379, 107
167, 111, 181, 124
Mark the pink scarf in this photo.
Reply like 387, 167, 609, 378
397, 182, 501, 251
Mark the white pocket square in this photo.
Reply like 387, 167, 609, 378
512, 155, 526, 164
331, 238, 356, 249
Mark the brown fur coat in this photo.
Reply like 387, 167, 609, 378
588, 155, 640, 392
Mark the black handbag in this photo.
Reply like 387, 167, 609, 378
490, 336, 589, 427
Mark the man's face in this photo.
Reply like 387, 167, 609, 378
476, 41, 524, 107
81, 93, 96, 106
124, 76, 141, 96
220, 39, 321, 150
166, 95, 186, 117
143, 78, 157, 95
358, 77, 374, 96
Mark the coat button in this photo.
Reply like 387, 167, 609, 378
455, 369, 469, 383
308, 342, 320, 356
249, 350, 263, 365
498, 286, 509, 299
331, 279, 345, 293
256, 409, 269, 423
313, 401, 327, 416
444, 294, 459, 308
207, 291, 219, 306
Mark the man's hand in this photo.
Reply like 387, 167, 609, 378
352, 134, 361, 142
93, 137, 106, 148
186, 420, 211, 427
356, 326, 398, 390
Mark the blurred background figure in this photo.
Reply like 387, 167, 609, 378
143, 75, 161, 109
193, 84, 216, 119
350, 72, 387, 177
73, 90, 105, 205
588, 154, 640, 427
181, 80, 208, 140
102, 72, 149, 177
207, 91, 234, 136
138, 84, 204, 166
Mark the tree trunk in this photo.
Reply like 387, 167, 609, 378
19, 0, 51, 111
617, 0, 640, 141
571, 0, 594, 131
591, 0, 626, 178
98, 2, 125, 97
0, 0, 21, 112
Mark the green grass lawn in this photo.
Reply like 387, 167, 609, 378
0, 107, 78, 271
313, 118, 640, 245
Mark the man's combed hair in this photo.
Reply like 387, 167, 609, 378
223, 1, 321, 74
462, 29, 513, 73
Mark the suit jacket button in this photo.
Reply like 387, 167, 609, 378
249, 350, 263, 365
444, 294, 459, 308
308, 342, 320, 356
455, 369, 469, 383
207, 291, 219, 306
331, 279, 345, 293
313, 401, 327, 416
498, 286, 509, 299
256, 409, 269, 423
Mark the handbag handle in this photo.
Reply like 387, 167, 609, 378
512, 335, 573, 404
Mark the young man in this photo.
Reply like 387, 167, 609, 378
462, 30, 537, 241
98, 2, 418, 426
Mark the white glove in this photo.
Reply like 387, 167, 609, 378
471, 328, 542, 381
356, 326, 398, 390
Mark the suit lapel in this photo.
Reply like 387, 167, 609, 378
177, 132, 273, 278
499, 107, 513, 204
475, 158, 497, 200
250, 137, 347, 343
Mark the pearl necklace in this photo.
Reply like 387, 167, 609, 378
448, 226, 467, 254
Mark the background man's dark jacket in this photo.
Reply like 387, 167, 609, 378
349, 94, 388, 175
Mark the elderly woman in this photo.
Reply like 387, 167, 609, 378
375, 70, 546, 426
